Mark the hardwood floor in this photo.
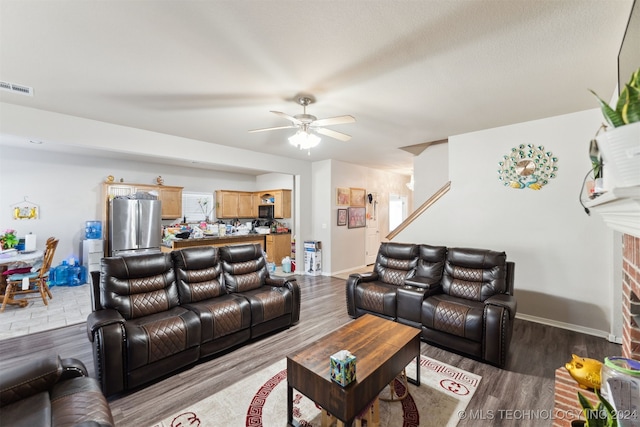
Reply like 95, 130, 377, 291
0, 275, 621, 426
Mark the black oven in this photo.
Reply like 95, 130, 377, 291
258, 204, 274, 219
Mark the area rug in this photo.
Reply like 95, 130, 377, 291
151, 356, 481, 427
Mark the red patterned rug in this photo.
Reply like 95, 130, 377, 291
151, 355, 480, 427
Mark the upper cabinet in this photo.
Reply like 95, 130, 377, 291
103, 182, 183, 219
216, 190, 254, 218
217, 189, 291, 219
157, 186, 183, 219
256, 189, 291, 219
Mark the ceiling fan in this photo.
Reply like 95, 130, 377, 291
249, 94, 356, 152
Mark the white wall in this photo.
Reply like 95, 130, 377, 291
414, 142, 449, 206
329, 160, 412, 274
0, 145, 271, 264
399, 109, 616, 336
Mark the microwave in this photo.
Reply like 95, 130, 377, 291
258, 204, 274, 219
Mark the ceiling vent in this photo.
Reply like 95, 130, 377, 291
0, 81, 34, 96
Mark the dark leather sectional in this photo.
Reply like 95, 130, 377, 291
346, 243, 516, 367
86, 243, 300, 397
0, 355, 114, 426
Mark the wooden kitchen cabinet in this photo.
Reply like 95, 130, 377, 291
216, 191, 254, 218
103, 182, 183, 220
256, 189, 292, 218
237, 192, 254, 218
217, 189, 291, 219
265, 233, 292, 265
158, 186, 183, 219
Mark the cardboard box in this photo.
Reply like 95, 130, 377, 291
330, 350, 356, 386
304, 240, 322, 276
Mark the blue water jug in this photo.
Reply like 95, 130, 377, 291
85, 221, 102, 239
51, 260, 69, 286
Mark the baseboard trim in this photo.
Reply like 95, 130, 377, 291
515, 313, 620, 343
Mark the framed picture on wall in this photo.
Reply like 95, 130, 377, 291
336, 187, 350, 205
337, 208, 347, 226
348, 207, 366, 228
350, 188, 366, 207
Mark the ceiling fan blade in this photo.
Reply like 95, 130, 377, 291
315, 127, 352, 142
270, 111, 303, 125
248, 125, 297, 133
312, 115, 356, 127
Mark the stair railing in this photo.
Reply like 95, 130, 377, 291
386, 181, 451, 240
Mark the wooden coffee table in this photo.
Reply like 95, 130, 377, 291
287, 314, 421, 426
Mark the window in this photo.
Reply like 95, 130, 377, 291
182, 192, 214, 222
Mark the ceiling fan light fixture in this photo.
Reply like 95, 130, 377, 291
288, 130, 321, 151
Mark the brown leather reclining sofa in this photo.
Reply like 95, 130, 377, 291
0, 355, 114, 427
346, 242, 516, 367
86, 243, 300, 397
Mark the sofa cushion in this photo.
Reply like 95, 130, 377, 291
51, 376, 114, 427
355, 281, 398, 318
242, 286, 293, 325
100, 253, 179, 319
220, 244, 268, 293
172, 246, 226, 303
184, 294, 251, 342
416, 245, 446, 281
374, 243, 419, 285
441, 248, 507, 302
0, 392, 51, 427
124, 306, 201, 370
421, 294, 484, 342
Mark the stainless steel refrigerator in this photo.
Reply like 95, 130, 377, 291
109, 198, 162, 256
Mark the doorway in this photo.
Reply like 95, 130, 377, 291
389, 193, 408, 231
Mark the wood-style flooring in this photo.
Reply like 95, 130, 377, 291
0, 275, 621, 426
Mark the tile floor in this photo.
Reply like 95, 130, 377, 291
0, 284, 92, 341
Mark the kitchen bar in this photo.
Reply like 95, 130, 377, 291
160, 234, 266, 252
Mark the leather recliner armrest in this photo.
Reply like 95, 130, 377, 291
484, 293, 517, 318
86, 309, 125, 342
349, 271, 378, 282
265, 276, 288, 287
0, 355, 66, 407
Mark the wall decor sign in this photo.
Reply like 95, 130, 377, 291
348, 207, 366, 228
349, 188, 366, 207
497, 144, 558, 190
11, 197, 40, 220
336, 187, 350, 205
337, 208, 347, 226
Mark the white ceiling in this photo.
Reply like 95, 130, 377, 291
0, 0, 634, 176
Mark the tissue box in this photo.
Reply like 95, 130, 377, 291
330, 350, 356, 386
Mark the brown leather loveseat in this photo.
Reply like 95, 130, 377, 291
86, 243, 300, 397
0, 355, 114, 427
346, 242, 516, 367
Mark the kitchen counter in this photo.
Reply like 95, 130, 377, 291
160, 234, 266, 252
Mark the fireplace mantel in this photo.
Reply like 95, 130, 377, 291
585, 186, 640, 237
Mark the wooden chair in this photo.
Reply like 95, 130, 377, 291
1, 237, 58, 312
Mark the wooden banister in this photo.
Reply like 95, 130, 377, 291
386, 181, 451, 240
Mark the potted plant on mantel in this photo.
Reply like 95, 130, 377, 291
589, 66, 640, 189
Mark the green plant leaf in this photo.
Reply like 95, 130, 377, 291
589, 90, 625, 127
621, 84, 640, 124
595, 388, 618, 427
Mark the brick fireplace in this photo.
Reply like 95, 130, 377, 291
622, 233, 640, 360
553, 233, 640, 426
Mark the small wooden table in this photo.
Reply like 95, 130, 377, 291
287, 314, 421, 426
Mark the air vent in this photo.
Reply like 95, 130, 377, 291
0, 81, 34, 96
